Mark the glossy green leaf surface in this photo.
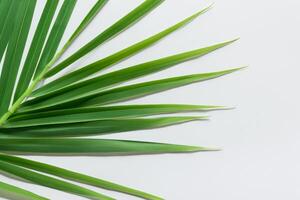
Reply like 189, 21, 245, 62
13, 0, 59, 101
32, 6, 211, 97
0, 1, 240, 199
20, 68, 240, 112
30, 40, 235, 107
0, 0, 36, 116
0, 180, 48, 200
46, 0, 163, 77
0, 160, 114, 200
0, 0, 13, 61
1, 117, 204, 137
35, 0, 108, 79
0, 154, 162, 200
8, 104, 216, 127
33, 0, 76, 78
66, 0, 108, 48
0, 138, 216, 155
78, 68, 241, 107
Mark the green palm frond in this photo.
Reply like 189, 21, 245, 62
0, 0, 242, 199
0, 180, 48, 200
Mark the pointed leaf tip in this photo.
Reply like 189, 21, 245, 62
0, 180, 48, 200
36, 4, 214, 98
221, 67, 245, 74
193, 116, 210, 120
192, 4, 214, 17
201, 3, 214, 13
0, 139, 221, 155
215, 106, 235, 110
0, 154, 162, 200
223, 38, 240, 45
180, 145, 220, 152
190, 146, 222, 152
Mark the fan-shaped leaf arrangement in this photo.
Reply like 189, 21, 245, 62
0, 0, 242, 199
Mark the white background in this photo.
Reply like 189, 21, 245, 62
2, 0, 300, 199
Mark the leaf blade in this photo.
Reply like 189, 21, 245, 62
1, 116, 205, 137
0, 154, 163, 200
0, 160, 115, 200
30, 39, 236, 107
13, 0, 59, 101
0, 138, 216, 155
80, 68, 242, 108
45, 0, 164, 77
0, 0, 36, 116
8, 104, 217, 127
33, 6, 211, 97
33, 0, 77, 78
66, 0, 108, 46
0, 180, 48, 200
20, 68, 241, 112
0, 0, 13, 61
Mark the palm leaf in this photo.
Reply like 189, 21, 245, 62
0, 160, 115, 200
32, 5, 211, 97
0, 138, 216, 155
45, 0, 163, 77
33, 0, 76, 78
0, 1, 241, 199
14, 0, 108, 101
0, 0, 36, 116
19, 68, 240, 113
0, 180, 47, 200
0, 0, 14, 61
13, 0, 59, 101
30, 39, 234, 104
7, 104, 216, 127
0, 154, 163, 200
0, 117, 205, 137
77, 68, 240, 107
63, 0, 108, 50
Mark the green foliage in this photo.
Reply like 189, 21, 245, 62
0, 0, 240, 199
0, 0, 36, 116
0, 154, 162, 200
0, 180, 48, 200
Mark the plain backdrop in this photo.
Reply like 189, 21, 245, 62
2, 0, 300, 199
